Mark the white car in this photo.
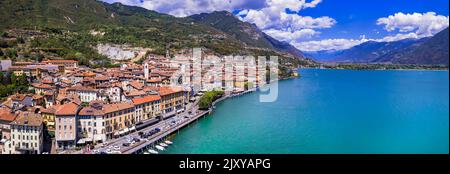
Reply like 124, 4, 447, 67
113, 145, 121, 151
106, 149, 112, 154
111, 151, 122, 154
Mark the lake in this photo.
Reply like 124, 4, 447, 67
163, 69, 449, 154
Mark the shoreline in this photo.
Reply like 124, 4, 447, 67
160, 75, 299, 152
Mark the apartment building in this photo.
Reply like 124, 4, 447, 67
132, 95, 161, 123
8, 112, 44, 154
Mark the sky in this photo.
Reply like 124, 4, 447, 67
102, 0, 449, 52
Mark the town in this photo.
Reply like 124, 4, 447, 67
0, 49, 288, 154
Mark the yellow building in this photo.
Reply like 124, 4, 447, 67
159, 87, 185, 117
102, 103, 135, 139
40, 107, 56, 132
132, 95, 161, 123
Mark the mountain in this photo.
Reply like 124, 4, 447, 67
308, 28, 449, 65
189, 11, 306, 58
0, 0, 310, 70
386, 27, 449, 65
319, 39, 427, 63
262, 33, 306, 58
304, 50, 345, 62
189, 11, 274, 49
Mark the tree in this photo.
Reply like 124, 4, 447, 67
4, 49, 17, 58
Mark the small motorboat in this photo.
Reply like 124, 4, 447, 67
155, 145, 165, 151
164, 140, 173, 145
160, 143, 168, 147
143, 152, 150, 154
148, 149, 159, 154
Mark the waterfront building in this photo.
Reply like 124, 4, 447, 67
102, 103, 135, 139
132, 95, 161, 123
159, 87, 185, 118
77, 101, 107, 143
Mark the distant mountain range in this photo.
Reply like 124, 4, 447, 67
306, 28, 449, 65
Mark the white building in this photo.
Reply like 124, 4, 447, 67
8, 112, 44, 154
66, 86, 99, 103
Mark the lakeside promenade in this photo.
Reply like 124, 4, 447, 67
66, 86, 259, 154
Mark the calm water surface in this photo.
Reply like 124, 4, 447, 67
163, 69, 449, 154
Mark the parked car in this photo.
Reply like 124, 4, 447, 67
138, 131, 144, 136
133, 138, 141, 142
123, 142, 130, 147
113, 145, 120, 151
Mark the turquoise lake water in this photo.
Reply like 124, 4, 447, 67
163, 69, 449, 154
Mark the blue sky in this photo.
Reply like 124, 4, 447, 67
102, 0, 449, 51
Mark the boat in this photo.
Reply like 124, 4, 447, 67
148, 149, 159, 154
160, 143, 168, 147
155, 145, 165, 151
164, 140, 173, 144
143, 152, 150, 154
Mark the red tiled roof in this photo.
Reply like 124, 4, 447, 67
132, 95, 161, 105
32, 83, 54, 89
128, 81, 144, 89
0, 108, 16, 122
159, 87, 183, 96
67, 86, 98, 92
55, 102, 79, 116
103, 103, 134, 114
11, 112, 43, 127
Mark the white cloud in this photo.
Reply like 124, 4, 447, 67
293, 37, 369, 52
240, 1, 335, 30
377, 12, 449, 37
104, 0, 264, 17
238, 0, 335, 44
295, 12, 449, 52
375, 32, 419, 42
265, 28, 318, 42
